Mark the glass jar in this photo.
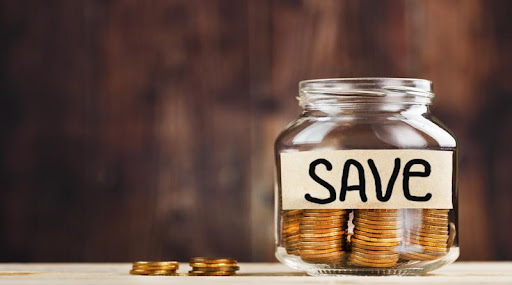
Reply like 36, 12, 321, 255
274, 78, 458, 276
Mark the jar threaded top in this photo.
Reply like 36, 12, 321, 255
298, 78, 434, 108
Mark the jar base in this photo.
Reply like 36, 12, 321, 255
275, 247, 459, 276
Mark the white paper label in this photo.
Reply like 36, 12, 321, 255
280, 149, 453, 209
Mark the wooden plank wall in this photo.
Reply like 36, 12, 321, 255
0, 0, 510, 261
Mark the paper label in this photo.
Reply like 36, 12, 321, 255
280, 149, 453, 209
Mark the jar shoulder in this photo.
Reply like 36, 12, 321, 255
275, 114, 456, 152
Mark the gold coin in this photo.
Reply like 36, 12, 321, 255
422, 214, 449, 220
283, 226, 300, 231
419, 219, 448, 226
300, 238, 345, 244
303, 209, 350, 213
284, 239, 300, 245
407, 232, 448, 243
133, 261, 179, 267
191, 266, 239, 272
354, 217, 400, 226
283, 213, 302, 218
303, 210, 347, 214
300, 227, 346, 232
300, 223, 345, 230
303, 213, 349, 216
283, 217, 302, 221
283, 215, 301, 219
301, 256, 343, 263
299, 243, 343, 250
350, 253, 398, 264
401, 251, 445, 261
350, 245, 397, 255
353, 233, 402, 243
407, 238, 447, 248
286, 240, 300, 245
284, 209, 303, 215
300, 245, 343, 251
350, 241, 399, 251
300, 219, 346, 225
299, 234, 344, 240
300, 218, 345, 224
129, 269, 177, 276
412, 244, 448, 253
422, 212, 449, 218
283, 211, 302, 217
283, 223, 301, 228
353, 229, 399, 239
189, 271, 236, 276
282, 229, 300, 235
301, 250, 344, 258
283, 236, 300, 242
353, 220, 401, 230
420, 215, 449, 222
283, 234, 300, 240
417, 226, 449, 234
415, 220, 449, 228
350, 250, 399, 260
302, 211, 348, 217
300, 228, 345, 234
189, 263, 238, 268
351, 253, 399, 263
351, 237, 400, 247
300, 248, 342, 255
132, 266, 179, 272
358, 208, 400, 213
190, 257, 236, 264
423, 209, 449, 213
301, 238, 345, 244
300, 231, 344, 238
284, 240, 300, 247
349, 257, 397, 268
423, 213, 449, 217
408, 231, 449, 241
355, 211, 400, 218
352, 226, 399, 234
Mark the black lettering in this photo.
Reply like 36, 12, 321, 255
340, 159, 367, 202
403, 159, 432, 201
305, 159, 336, 204
368, 158, 400, 202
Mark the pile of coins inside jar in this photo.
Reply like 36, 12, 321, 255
281, 208, 455, 268
129, 258, 239, 276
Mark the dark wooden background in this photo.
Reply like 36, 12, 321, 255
0, 0, 510, 262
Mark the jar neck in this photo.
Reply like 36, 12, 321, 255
298, 78, 434, 116
301, 101, 431, 117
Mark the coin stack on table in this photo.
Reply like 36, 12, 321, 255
299, 209, 350, 264
129, 261, 179, 276
349, 209, 402, 268
282, 210, 302, 255
189, 257, 239, 276
402, 209, 450, 261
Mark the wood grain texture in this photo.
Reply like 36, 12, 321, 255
0, 262, 511, 284
0, 0, 510, 262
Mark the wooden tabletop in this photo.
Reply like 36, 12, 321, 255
0, 262, 511, 284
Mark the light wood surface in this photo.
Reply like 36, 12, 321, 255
0, 262, 510, 284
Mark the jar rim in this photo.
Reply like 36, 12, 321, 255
299, 77, 434, 99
